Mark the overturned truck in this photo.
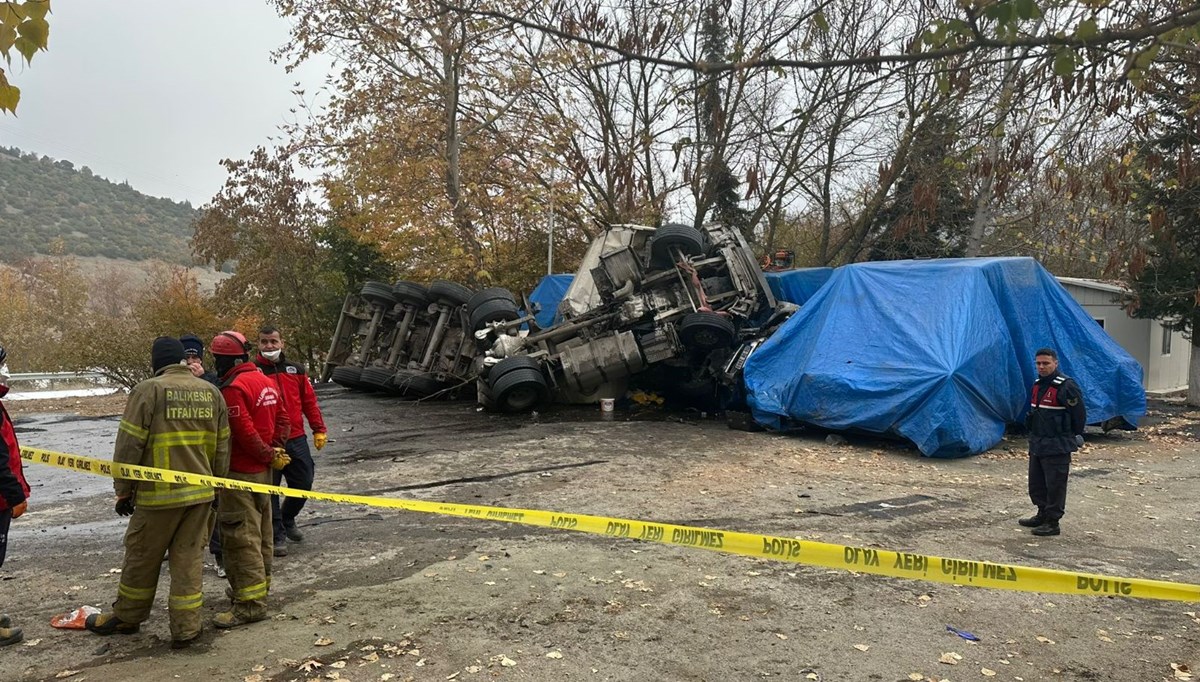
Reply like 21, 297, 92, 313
322, 222, 794, 412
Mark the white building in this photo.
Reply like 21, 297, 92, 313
1057, 277, 1191, 393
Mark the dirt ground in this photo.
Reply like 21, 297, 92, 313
1, 387, 1198, 682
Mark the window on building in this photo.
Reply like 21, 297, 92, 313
1094, 318, 1105, 329
1162, 323, 1173, 355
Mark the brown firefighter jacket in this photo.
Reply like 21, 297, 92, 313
114, 364, 231, 508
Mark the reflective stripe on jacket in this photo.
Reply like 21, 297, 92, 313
114, 364, 231, 508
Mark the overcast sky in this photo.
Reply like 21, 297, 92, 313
0, 1, 328, 206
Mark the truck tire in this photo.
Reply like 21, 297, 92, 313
486, 355, 543, 385
392, 369, 445, 399
360, 367, 397, 393
490, 367, 549, 413
678, 311, 736, 350
470, 298, 520, 331
467, 287, 517, 314
650, 223, 704, 266
428, 280, 474, 307
392, 281, 429, 307
361, 281, 397, 308
331, 366, 364, 390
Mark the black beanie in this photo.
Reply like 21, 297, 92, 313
151, 336, 186, 373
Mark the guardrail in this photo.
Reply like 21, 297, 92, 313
8, 371, 107, 382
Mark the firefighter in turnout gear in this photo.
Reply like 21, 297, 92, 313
1019, 347, 1086, 537
85, 337, 230, 649
210, 330, 290, 629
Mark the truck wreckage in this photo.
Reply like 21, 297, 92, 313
321, 222, 796, 412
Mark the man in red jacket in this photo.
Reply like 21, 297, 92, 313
210, 331, 290, 629
255, 325, 327, 555
0, 344, 30, 646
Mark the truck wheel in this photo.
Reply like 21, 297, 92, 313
650, 223, 704, 266
331, 366, 364, 390
490, 367, 549, 413
467, 287, 517, 314
428, 280, 474, 307
392, 369, 446, 398
392, 281, 429, 307
486, 356, 543, 385
361, 281, 398, 308
360, 367, 397, 393
678, 311, 736, 350
470, 298, 521, 331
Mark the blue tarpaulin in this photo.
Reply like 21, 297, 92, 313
764, 268, 835, 305
743, 257, 1146, 458
528, 274, 574, 329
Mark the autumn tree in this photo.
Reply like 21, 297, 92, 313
0, 0, 50, 113
192, 147, 345, 363
1125, 44, 1200, 405
70, 266, 227, 388
274, 0, 579, 287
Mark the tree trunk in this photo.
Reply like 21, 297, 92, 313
1188, 337, 1200, 407
441, 18, 484, 284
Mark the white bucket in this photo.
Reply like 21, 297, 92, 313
600, 398, 615, 412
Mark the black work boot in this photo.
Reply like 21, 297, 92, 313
1018, 515, 1045, 527
284, 523, 304, 542
1032, 520, 1061, 536
85, 613, 140, 635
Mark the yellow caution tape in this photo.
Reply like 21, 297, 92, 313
20, 446, 1200, 603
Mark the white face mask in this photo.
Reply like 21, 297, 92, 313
261, 350, 282, 362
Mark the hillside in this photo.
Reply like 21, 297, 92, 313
0, 147, 199, 264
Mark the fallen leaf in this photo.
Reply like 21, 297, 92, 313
853, 644, 869, 652
465, 666, 482, 673
534, 570, 546, 575
252, 665, 266, 672
909, 675, 924, 681
55, 672, 81, 680
982, 668, 997, 676
806, 675, 819, 681
243, 676, 262, 682
24, 638, 41, 647
361, 652, 379, 662
1036, 636, 1055, 644
500, 656, 517, 667
299, 660, 324, 673
447, 674, 460, 680
315, 637, 334, 646
546, 651, 563, 659
777, 633, 789, 641
329, 661, 347, 669
939, 652, 962, 665
416, 658, 427, 667
380, 675, 395, 681
1173, 663, 1195, 680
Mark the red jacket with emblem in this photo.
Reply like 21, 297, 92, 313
0, 399, 30, 512
255, 353, 326, 440
220, 362, 290, 473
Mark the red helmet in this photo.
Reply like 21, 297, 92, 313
210, 330, 250, 356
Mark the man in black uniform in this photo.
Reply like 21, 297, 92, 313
1019, 348, 1086, 537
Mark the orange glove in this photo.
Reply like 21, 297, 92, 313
313, 432, 327, 451
10, 500, 27, 519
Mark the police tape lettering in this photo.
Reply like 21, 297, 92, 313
19, 446, 1200, 603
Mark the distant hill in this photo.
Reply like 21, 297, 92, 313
0, 146, 199, 264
